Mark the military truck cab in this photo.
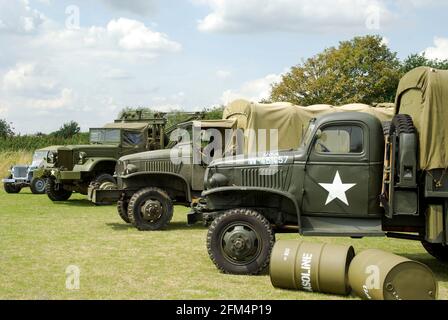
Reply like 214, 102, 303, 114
37, 112, 170, 202
202, 68, 448, 275
88, 119, 239, 230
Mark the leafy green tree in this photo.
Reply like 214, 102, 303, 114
270, 35, 402, 106
52, 121, 81, 139
202, 105, 224, 120
0, 119, 14, 138
401, 53, 448, 74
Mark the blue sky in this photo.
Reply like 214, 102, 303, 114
0, 0, 447, 134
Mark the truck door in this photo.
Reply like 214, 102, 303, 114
303, 122, 370, 217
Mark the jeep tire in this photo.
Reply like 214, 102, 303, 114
117, 199, 130, 224
30, 178, 46, 194
422, 241, 448, 262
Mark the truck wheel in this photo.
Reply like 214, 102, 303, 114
93, 174, 116, 189
30, 178, 46, 194
422, 241, 448, 262
390, 114, 416, 134
3, 181, 21, 194
128, 188, 173, 231
117, 200, 130, 224
46, 178, 72, 201
206, 208, 275, 275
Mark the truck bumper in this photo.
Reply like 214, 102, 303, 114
51, 170, 82, 181
88, 187, 123, 205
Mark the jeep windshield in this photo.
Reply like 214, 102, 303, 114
33, 151, 48, 161
90, 129, 121, 144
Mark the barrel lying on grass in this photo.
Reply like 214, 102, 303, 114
270, 240, 355, 296
348, 249, 438, 300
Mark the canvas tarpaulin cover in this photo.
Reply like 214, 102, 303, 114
396, 67, 448, 170
223, 101, 395, 154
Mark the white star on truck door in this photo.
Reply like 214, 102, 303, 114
318, 171, 356, 206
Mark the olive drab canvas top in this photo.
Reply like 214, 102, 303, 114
223, 100, 396, 155
396, 67, 448, 171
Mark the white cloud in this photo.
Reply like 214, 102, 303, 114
2, 63, 57, 94
0, 0, 46, 34
221, 73, 281, 105
196, 0, 392, 33
216, 69, 231, 79
107, 18, 181, 52
26, 88, 74, 110
35, 18, 181, 61
424, 37, 448, 60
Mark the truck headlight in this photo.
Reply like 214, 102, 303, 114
47, 151, 57, 164
208, 173, 229, 188
126, 164, 138, 174
79, 152, 87, 164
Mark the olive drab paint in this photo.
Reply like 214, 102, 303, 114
348, 249, 438, 300
270, 240, 355, 296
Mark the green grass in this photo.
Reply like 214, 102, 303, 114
0, 189, 447, 300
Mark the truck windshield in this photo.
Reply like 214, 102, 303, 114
300, 120, 316, 148
90, 129, 121, 144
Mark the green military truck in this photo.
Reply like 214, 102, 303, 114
35, 111, 171, 202
196, 67, 448, 275
88, 119, 239, 229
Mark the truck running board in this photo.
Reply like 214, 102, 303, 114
301, 216, 385, 237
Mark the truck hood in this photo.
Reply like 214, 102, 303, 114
120, 149, 173, 162
51, 144, 118, 152
209, 149, 305, 168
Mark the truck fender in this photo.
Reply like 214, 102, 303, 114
202, 186, 302, 230
121, 172, 192, 202
73, 158, 117, 173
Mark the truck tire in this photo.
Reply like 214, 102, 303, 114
3, 179, 21, 194
206, 208, 275, 275
390, 114, 416, 135
93, 173, 116, 188
127, 188, 173, 231
46, 178, 72, 201
382, 121, 391, 136
30, 178, 46, 194
422, 241, 448, 262
117, 199, 131, 224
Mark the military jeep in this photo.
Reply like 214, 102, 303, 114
2, 148, 54, 194
36, 112, 170, 202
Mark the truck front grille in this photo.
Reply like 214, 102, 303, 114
58, 150, 74, 170
241, 168, 286, 190
12, 167, 28, 179
143, 161, 178, 173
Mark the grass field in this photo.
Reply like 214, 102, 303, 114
0, 189, 447, 300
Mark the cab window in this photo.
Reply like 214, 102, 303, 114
314, 125, 363, 154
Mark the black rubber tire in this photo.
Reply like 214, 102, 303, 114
128, 188, 173, 231
93, 173, 116, 185
382, 121, 391, 136
117, 199, 130, 224
3, 179, 21, 194
45, 178, 72, 201
390, 114, 416, 135
30, 178, 46, 194
422, 241, 448, 262
206, 208, 275, 275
